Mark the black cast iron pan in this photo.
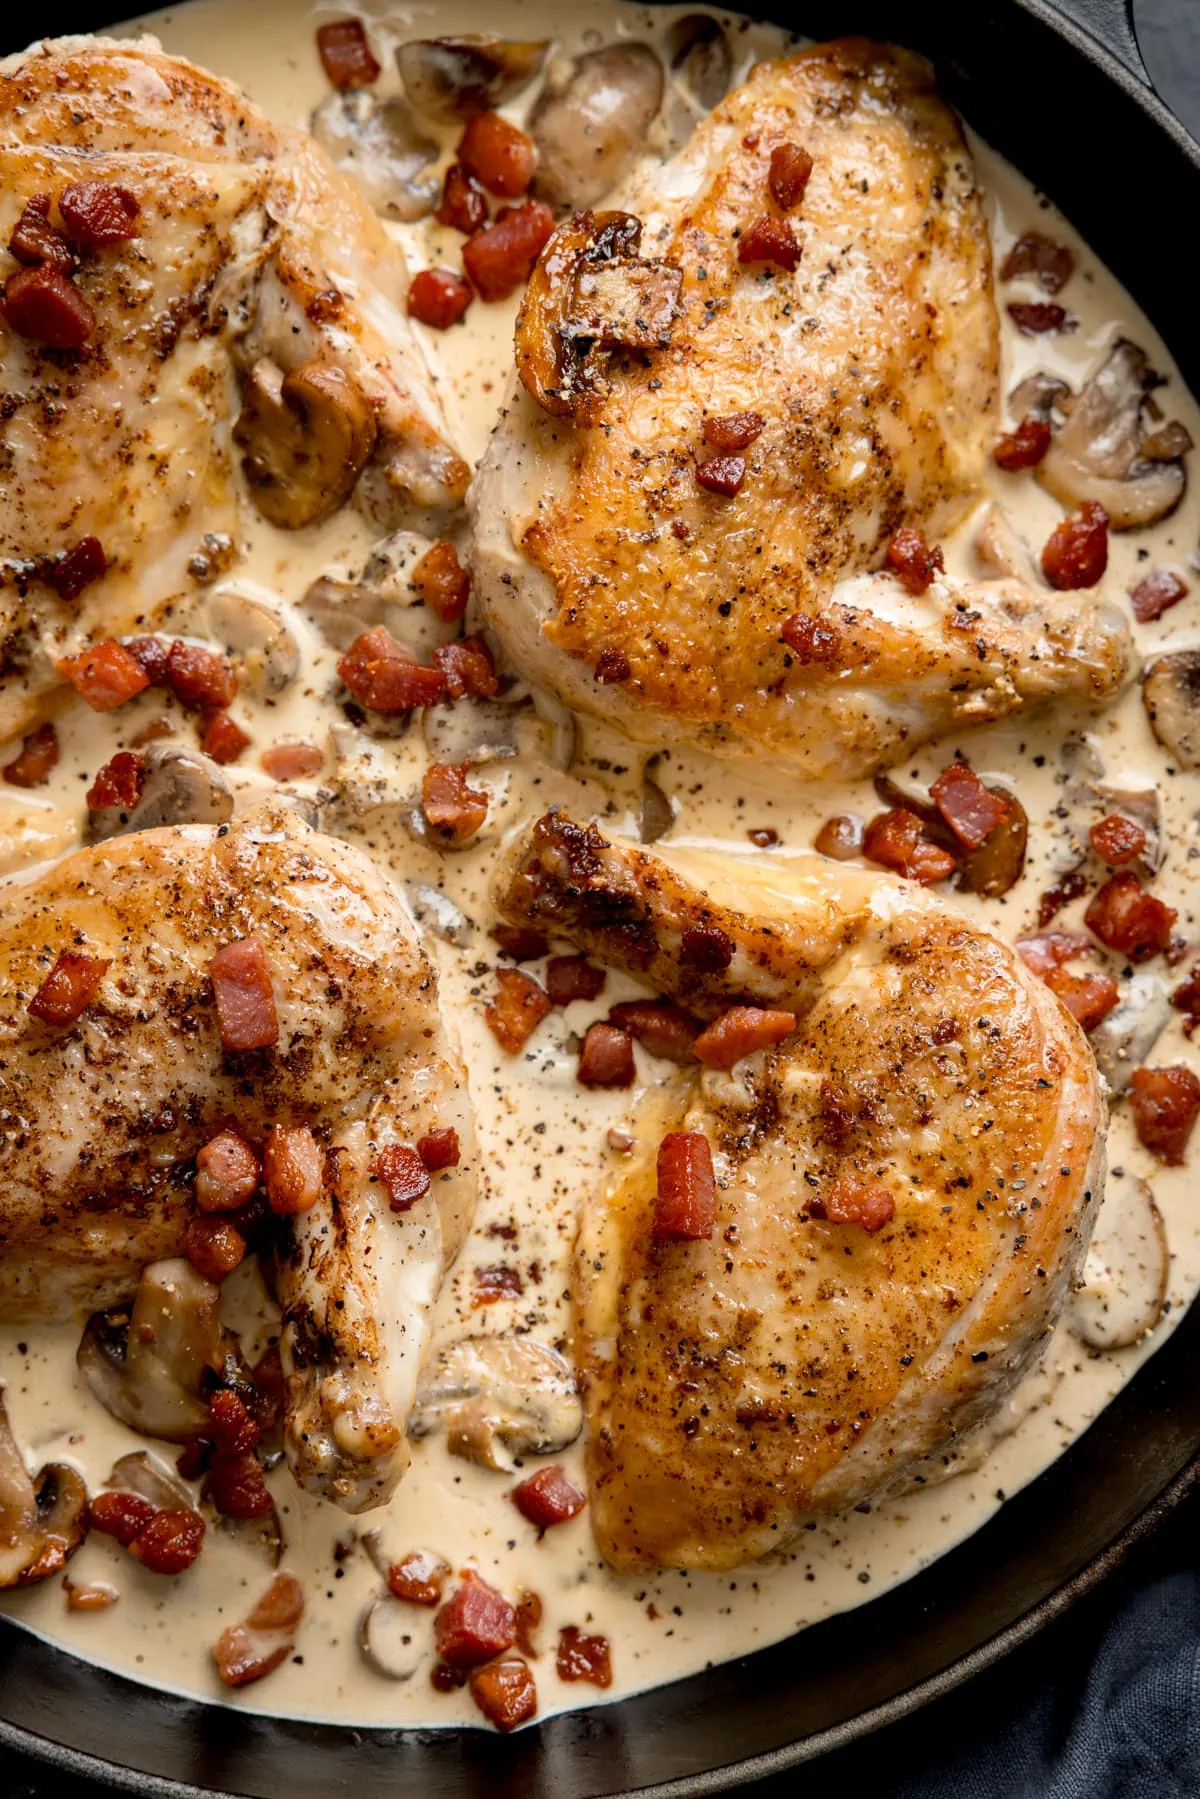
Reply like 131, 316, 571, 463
2, 0, 1199, 1791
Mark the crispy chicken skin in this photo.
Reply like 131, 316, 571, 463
0, 36, 469, 742
0, 808, 477, 1512
471, 40, 1132, 777
497, 812, 1104, 1571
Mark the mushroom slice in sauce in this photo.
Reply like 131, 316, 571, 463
396, 35, 548, 121
305, 533, 453, 661
107, 1450, 194, 1513
404, 881, 474, 947
530, 45, 665, 210
310, 89, 439, 221
665, 13, 733, 108
234, 359, 378, 531
77, 1260, 224, 1444
423, 697, 521, 767
1038, 339, 1190, 530
956, 787, 1028, 897
0, 1396, 88, 1590
1143, 651, 1200, 770
202, 585, 301, 695
1071, 1173, 1169, 1350
1089, 974, 1171, 1097
87, 745, 234, 842
639, 756, 675, 843
974, 502, 1042, 586
1056, 736, 1163, 876
1007, 370, 1071, 422
360, 1592, 427, 1679
408, 1335, 582, 1472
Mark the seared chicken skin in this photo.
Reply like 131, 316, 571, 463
0, 36, 468, 742
471, 40, 1132, 777
0, 808, 476, 1512
497, 813, 1104, 1571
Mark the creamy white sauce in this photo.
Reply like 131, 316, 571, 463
2, 0, 1200, 1733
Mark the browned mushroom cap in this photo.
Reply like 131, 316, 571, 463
516, 211, 682, 424
1, 1395, 89, 1590
77, 1259, 225, 1443
530, 44, 665, 211
408, 1334, 582, 1472
1038, 340, 1191, 530
234, 360, 378, 530
86, 745, 233, 844
310, 90, 439, 222
1143, 650, 1200, 769
396, 35, 548, 121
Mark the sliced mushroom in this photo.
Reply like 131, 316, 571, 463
87, 745, 234, 842
1071, 1172, 1168, 1350
1089, 974, 1171, 1097
530, 45, 665, 211
396, 35, 548, 122
203, 584, 300, 695
516, 211, 681, 424
1, 1396, 89, 1590
1008, 370, 1071, 422
640, 756, 674, 843
1092, 781, 1164, 875
234, 359, 378, 531
304, 533, 451, 660
408, 1334, 582, 1472
360, 1592, 426, 1680
310, 89, 439, 221
665, 14, 732, 109
1143, 651, 1200, 770
403, 880, 473, 947
1038, 340, 1189, 530
212, 1502, 284, 1568
957, 787, 1028, 897
1054, 735, 1162, 876
974, 502, 1041, 586
423, 697, 521, 767
78, 1259, 224, 1444
107, 1450, 194, 1512
327, 722, 412, 818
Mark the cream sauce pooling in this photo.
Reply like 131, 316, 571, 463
2, 0, 1200, 1729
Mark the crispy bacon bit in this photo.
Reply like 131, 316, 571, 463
433, 634, 499, 699
1015, 931, 1093, 976
863, 808, 957, 884
473, 1264, 523, 1305
929, 762, 1008, 851
263, 1125, 323, 1216
814, 814, 863, 860
1130, 568, 1188, 623
1000, 232, 1074, 295
458, 111, 536, 198
316, 17, 380, 87
213, 1626, 290, 1689
1172, 967, 1200, 1036
702, 411, 764, 453
486, 968, 552, 1052
737, 214, 801, 271
1036, 869, 1089, 928
693, 1005, 796, 1070
127, 1509, 206, 1575
1044, 967, 1120, 1032
59, 640, 150, 712
59, 182, 140, 249
594, 647, 632, 684
413, 540, 470, 623
207, 1450, 273, 1521
515, 1589, 542, 1656
512, 1465, 587, 1529
809, 1175, 895, 1234
47, 535, 107, 601
2, 263, 94, 349
64, 1577, 119, 1612
388, 1550, 450, 1607
3, 723, 59, 789
338, 626, 448, 713
468, 1655, 538, 1731
422, 760, 490, 843
8, 193, 74, 270
210, 937, 279, 1053
200, 709, 250, 765
491, 924, 548, 962
782, 613, 840, 664
556, 1626, 612, 1688
607, 999, 700, 1064
374, 1144, 431, 1213
408, 266, 473, 330
209, 1390, 260, 1458
653, 1131, 716, 1242
123, 634, 171, 685
1090, 813, 1147, 867
680, 923, 734, 971
1041, 500, 1108, 590
577, 1021, 636, 1089
165, 641, 237, 712
462, 200, 555, 302
418, 1128, 461, 1171
1129, 1064, 1200, 1164
993, 416, 1052, 471
886, 527, 945, 596
27, 951, 109, 1026
1084, 872, 1177, 961
768, 142, 813, 209
694, 453, 746, 496
430, 1662, 469, 1692
1008, 301, 1070, 335
250, 1574, 304, 1635
86, 750, 146, 810
260, 741, 324, 781
545, 956, 606, 1006
437, 163, 490, 235
90, 1490, 156, 1546
435, 1573, 518, 1669
185, 1215, 246, 1283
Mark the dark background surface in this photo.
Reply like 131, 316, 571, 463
3, 1, 1199, 1795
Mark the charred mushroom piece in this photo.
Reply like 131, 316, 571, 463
530, 45, 665, 210
516, 211, 681, 424
235, 359, 378, 531
78, 1259, 224, 1443
957, 787, 1028, 897
665, 14, 733, 109
396, 35, 548, 121
1089, 974, 1171, 1097
408, 1335, 582, 1472
1038, 340, 1190, 530
310, 89, 439, 221
204, 586, 300, 695
1071, 1173, 1168, 1350
360, 1592, 426, 1679
87, 745, 234, 842
1143, 651, 1200, 770
1, 1396, 89, 1590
